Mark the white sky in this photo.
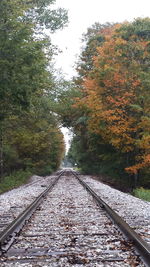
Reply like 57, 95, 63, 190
52, 0, 150, 79
61, 127, 73, 154
52, 0, 150, 153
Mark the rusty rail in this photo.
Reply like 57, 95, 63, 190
0, 170, 64, 253
71, 170, 150, 267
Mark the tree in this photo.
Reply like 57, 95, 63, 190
76, 22, 114, 80
66, 18, 150, 188
0, 0, 68, 118
73, 18, 150, 186
4, 93, 65, 176
0, 0, 68, 179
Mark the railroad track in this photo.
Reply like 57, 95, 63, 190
0, 173, 61, 239
0, 169, 150, 266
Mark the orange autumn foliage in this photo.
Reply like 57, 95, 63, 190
74, 20, 150, 174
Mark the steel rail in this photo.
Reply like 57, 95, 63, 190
0, 170, 65, 253
71, 170, 150, 267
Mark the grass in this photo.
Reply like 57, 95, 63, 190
0, 170, 32, 194
133, 187, 150, 202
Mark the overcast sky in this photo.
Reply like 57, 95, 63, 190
52, 0, 150, 153
52, 0, 150, 79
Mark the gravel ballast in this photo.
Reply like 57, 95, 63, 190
0, 173, 145, 266
0, 175, 57, 229
81, 175, 150, 244
0, 173, 149, 241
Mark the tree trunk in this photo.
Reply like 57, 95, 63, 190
0, 128, 4, 181
134, 172, 138, 188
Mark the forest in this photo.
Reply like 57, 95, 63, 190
0, 0, 150, 196
61, 19, 150, 192
0, 0, 67, 192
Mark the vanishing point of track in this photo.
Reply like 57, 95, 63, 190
0, 169, 150, 266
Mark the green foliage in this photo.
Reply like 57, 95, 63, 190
77, 22, 114, 78
117, 17, 150, 41
0, 0, 68, 120
0, 0, 67, 182
3, 93, 65, 176
68, 133, 128, 176
0, 170, 32, 194
55, 79, 82, 128
65, 18, 150, 190
24, 0, 68, 32
133, 188, 150, 202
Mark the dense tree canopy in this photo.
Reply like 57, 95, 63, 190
0, 1, 150, 192
0, 0, 68, 119
66, 18, 150, 188
0, 0, 67, 180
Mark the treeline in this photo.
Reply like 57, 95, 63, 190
0, 0, 68, 182
60, 18, 150, 189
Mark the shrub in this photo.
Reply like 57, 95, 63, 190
0, 170, 32, 194
133, 188, 150, 202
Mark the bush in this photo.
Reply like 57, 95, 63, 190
36, 165, 53, 176
0, 170, 32, 194
133, 188, 150, 202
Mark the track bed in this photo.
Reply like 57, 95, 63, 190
0, 172, 146, 266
